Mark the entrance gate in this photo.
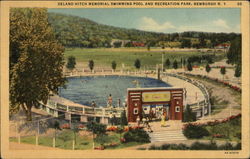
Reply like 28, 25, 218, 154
127, 87, 183, 122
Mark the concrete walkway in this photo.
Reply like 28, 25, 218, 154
148, 120, 183, 131
146, 121, 186, 143
161, 75, 205, 105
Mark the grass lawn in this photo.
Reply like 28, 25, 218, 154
105, 142, 143, 149
9, 130, 93, 149
202, 117, 241, 142
9, 129, 145, 150
209, 95, 228, 115
64, 48, 223, 70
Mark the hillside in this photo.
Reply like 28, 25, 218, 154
48, 12, 162, 48
48, 12, 240, 48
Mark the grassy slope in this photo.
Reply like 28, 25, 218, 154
203, 117, 241, 142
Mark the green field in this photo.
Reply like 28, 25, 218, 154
64, 48, 224, 70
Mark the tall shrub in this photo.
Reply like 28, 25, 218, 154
124, 128, 150, 143
183, 124, 209, 139
183, 105, 197, 122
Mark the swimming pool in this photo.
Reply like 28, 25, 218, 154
59, 75, 171, 107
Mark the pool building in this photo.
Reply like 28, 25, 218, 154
127, 87, 184, 122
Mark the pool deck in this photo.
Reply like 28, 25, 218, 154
49, 95, 91, 108
161, 75, 205, 104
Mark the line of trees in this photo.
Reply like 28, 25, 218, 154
77, 57, 238, 82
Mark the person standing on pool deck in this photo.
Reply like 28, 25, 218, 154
91, 101, 96, 108
108, 94, 113, 107
91, 101, 96, 113
117, 99, 121, 108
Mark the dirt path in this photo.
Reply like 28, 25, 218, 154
9, 142, 61, 150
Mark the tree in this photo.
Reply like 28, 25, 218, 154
120, 110, 128, 126
111, 115, 118, 125
66, 56, 76, 71
205, 64, 211, 75
183, 105, 197, 122
95, 134, 110, 147
173, 60, 178, 69
71, 121, 80, 145
227, 36, 241, 66
187, 62, 193, 72
10, 8, 66, 121
53, 120, 61, 145
113, 41, 122, 48
86, 122, 107, 148
181, 39, 191, 48
199, 34, 207, 48
220, 67, 226, 80
234, 64, 241, 79
116, 126, 124, 143
125, 42, 133, 47
134, 59, 141, 70
88, 60, 94, 72
147, 45, 151, 51
183, 59, 186, 66
165, 59, 171, 68
111, 61, 117, 71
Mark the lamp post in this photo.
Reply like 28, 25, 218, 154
162, 52, 165, 74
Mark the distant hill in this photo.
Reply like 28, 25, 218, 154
48, 12, 240, 48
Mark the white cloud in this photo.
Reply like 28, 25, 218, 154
177, 19, 237, 33
213, 19, 230, 29
138, 17, 175, 32
137, 17, 238, 33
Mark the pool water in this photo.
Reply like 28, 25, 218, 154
59, 75, 171, 107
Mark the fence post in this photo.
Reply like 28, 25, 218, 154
18, 134, 21, 144
53, 137, 56, 148
69, 118, 72, 128
202, 102, 205, 118
37, 121, 40, 135
92, 136, 95, 150
36, 135, 38, 146
82, 107, 85, 114
15, 123, 18, 139
72, 140, 75, 150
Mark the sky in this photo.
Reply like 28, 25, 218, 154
48, 8, 240, 33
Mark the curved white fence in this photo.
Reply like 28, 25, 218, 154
164, 73, 211, 118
